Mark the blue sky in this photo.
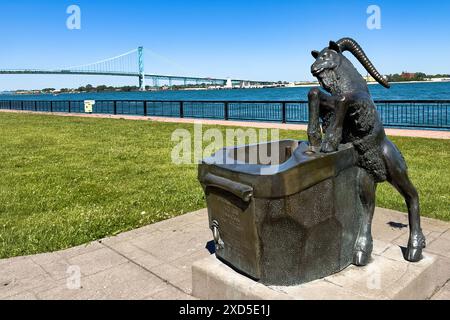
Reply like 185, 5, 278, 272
0, 0, 449, 90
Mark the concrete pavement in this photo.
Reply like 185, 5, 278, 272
1, 207, 449, 300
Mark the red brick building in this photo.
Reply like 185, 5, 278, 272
401, 72, 416, 80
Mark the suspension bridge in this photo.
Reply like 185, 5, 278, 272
0, 47, 276, 90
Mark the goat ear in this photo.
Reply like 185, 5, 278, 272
329, 41, 341, 53
311, 50, 320, 59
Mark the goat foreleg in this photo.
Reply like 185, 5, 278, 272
307, 88, 337, 148
307, 88, 323, 148
321, 95, 348, 153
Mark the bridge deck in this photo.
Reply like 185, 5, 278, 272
0, 70, 274, 85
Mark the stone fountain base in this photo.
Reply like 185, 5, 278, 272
192, 239, 449, 300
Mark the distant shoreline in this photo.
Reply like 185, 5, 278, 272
387, 80, 450, 85
2, 79, 450, 95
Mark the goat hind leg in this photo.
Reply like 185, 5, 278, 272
383, 140, 425, 262
353, 168, 376, 266
382, 139, 426, 262
392, 177, 425, 262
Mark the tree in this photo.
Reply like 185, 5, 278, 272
415, 73, 426, 81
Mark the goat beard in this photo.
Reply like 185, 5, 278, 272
319, 69, 340, 94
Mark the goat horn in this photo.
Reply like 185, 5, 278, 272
336, 37, 390, 89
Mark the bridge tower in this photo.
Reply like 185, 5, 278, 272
138, 46, 145, 91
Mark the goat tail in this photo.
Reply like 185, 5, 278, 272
337, 37, 390, 89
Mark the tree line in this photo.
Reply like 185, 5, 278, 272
386, 73, 450, 82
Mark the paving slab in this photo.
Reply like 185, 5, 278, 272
0, 274, 55, 299
67, 247, 129, 277
441, 229, 450, 240
56, 241, 105, 259
427, 238, 450, 258
0, 208, 448, 300
432, 281, 450, 300
5, 291, 39, 300
149, 285, 196, 300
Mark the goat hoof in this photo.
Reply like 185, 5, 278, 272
409, 231, 427, 249
321, 141, 338, 153
353, 251, 370, 266
353, 236, 373, 267
405, 247, 423, 263
405, 231, 426, 262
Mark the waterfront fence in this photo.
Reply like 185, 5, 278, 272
0, 99, 449, 130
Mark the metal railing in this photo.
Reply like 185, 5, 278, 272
1, 99, 449, 130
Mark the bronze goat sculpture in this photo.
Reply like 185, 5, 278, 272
308, 38, 426, 266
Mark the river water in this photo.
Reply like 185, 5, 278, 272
1, 82, 450, 101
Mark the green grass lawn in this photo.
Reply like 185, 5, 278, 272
0, 113, 449, 259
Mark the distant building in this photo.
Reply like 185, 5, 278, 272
364, 74, 376, 82
401, 72, 416, 80
426, 77, 450, 82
